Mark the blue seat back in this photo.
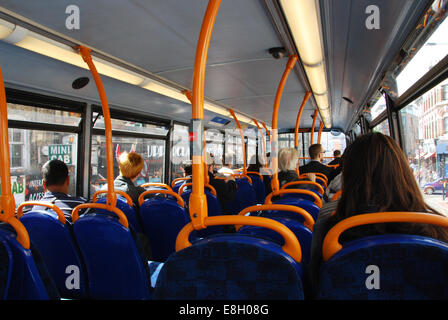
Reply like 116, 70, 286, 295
20, 210, 88, 299
0, 240, 12, 299
281, 188, 322, 203
0, 224, 57, 299
318, 235, 448, 299
238, 215, 312, 264
247, 174, 266, 204
226, 178, 257, 214
96, 196, 142, 232
73, 213, 151, 299
140, 198, 189, 262
154, 235, 304, 299
273, 198, 320, 221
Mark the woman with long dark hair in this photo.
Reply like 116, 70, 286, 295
309, 133, 448, 292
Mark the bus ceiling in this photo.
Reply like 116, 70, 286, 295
0, 0, 436, 133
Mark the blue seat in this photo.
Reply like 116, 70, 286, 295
140, 197, 189, 262
226, 178, 257, 214
0, 240, 12, 299
73, 211, 152, 299
0, 223, 59, 300
19, 210, 88, 299
247, 173, 266, 204
317, 234, 448, 299
96, 196, 142, 233
153, 234, 304, 299
273, 197, 320, 221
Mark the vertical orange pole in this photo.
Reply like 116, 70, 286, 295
294, 91, 312, 176
310, 109, 318, 145
190, 0, 221, 229
77, 46, 117, 208
0, 67, 15, 220
229, 109, 247, 174
317, 121, 324, 144
261, 121, 271, 142
253, 119, 267, 168
271, 55, 298, 194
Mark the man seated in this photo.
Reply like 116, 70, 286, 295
328, 149, 342, 166
299, 144, 334, 181
32, 159, 88, 222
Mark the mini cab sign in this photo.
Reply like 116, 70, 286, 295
48, 144, 72, 165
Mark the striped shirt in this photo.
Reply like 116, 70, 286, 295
31, 191, 89, 222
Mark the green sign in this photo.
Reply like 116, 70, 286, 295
48, 144, 72, 165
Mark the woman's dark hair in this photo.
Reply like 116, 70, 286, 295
334, 132, 448, 241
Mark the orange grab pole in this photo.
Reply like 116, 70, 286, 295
76, 46, 116, 209
322, 212, 448, 262
72, 203, 128, 228
265, 189, 322, 208
138, 189, 185, 208
261, 121, 271, 142
17, 202, 66, 224
92, 190, 133, 207
0, 67, 30, 249
237, 204, 314, 231
317, 122, 324, 144
310, 109, 318, 145
229, 109, 247, 174
271, 55, 298, 195
175, 215, 302, 263
140, 183, 173, 192
295, 91, 312, 176
189, 0, 221, 230
252, 119, 268, 168
281, 180, 325, 196
178, 182, 217, 197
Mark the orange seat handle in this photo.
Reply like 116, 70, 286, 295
17, 201, 66, 224
72, 203, 129, 228
265, 189, 322, 208
171, 177, 191, 188
176, 215, 302, 263
138, 189, 185, 208
178, 182, 217, 197
246, 171, 264, 181
238, 204, 314, 231
281, 180, 324, 195
92, 190, 133, 207
232, 173, 253, 185
322, 212, 448, 262
331, 190, 342, 201
140, 183, 173, 192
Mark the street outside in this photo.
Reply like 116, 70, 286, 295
422, 191, 448, 216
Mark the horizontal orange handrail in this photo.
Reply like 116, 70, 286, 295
72, 203, 128, 228
326, 164, 340, 168
238, 204, 314, 231
323, 212, 448, 262
175, 215, 302, 263
281, 180, 324, 195
265, 189, 322, 208
331, 190, 342, 201
232, 173, 253, 185
299, 173, 328, 187
171, 177, 191, 188
246, 171, 264, 181
92, 190, 133, 207
140, 183, 173, 192
178, 182, 217, 197
138, 189, 185, 208
17, 201, 66, 224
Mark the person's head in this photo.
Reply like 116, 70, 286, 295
118, 151, 144, 182
182, 161, 193, 176
278, 148, 299, 172
336, 133, 448, 239
42, 159, 70, 194
333, 149, 342, 158
247, 155, 261, 172
205, 153, 215, 172
309, 144, 324, 162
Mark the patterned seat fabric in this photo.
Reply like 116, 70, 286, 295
318, 235, 448, 299
154, 235, 304, 300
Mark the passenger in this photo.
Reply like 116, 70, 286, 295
217, 161, 234, 176
108, 151, 146, 207
299, 143, 334, 181
309, 133, 448, 295
32, 159, 89, 222
327, 149, 342, 166
278, 147, 317, 189
182, 161, 193, 177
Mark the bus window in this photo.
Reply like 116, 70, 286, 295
373, 120, 390, 136
370, 94, 387, 121
399, 80, 448, 215
302, 131, 346, 164
205, 129, 224, 165
171, 124, 190, 179
7, 104, 81, 207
